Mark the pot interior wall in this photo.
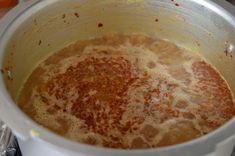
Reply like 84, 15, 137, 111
2, 0, 235, 100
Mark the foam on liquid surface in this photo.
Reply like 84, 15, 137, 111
17, 34, 235, 149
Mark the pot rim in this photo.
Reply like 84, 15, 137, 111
0, 0, 234, 155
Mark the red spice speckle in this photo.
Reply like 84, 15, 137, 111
224, 49, 228, 56
98, 23, 103, 28
38, 40, 42, 46
33, 19, 37, 25
0, 69, 4, 74
40, 57, 141, 138
175, 3, 180, 6
192, 61, 235, 118
74, 13, 79, 18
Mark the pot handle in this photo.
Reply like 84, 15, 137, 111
205, 135, 235, 156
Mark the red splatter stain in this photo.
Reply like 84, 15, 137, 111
74, 13, 79, 18
0, 69, 4, 74
175, 3, 180, 6
38, 40, 42, 46
98, 23, 103, 28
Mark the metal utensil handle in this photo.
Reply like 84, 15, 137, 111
0, 120, 22, 156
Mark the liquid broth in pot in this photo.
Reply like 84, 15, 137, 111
17, 34, 235, 149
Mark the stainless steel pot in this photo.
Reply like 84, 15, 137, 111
0, 0, 235, 156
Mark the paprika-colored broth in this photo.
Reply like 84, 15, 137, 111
18, 34, 235, 149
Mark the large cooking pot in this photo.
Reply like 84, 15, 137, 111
0, 0, 235, 156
